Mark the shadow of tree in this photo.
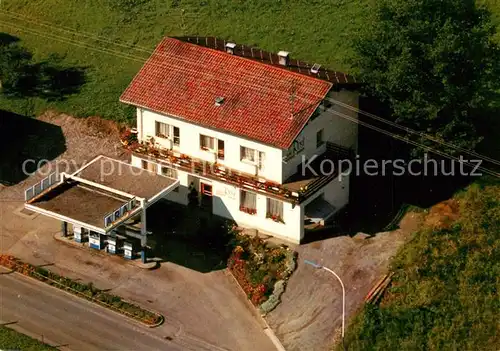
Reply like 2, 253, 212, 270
0, 110, 66, 185
1, 33, 87, 101
0, 32, 20, 46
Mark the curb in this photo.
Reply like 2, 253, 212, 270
53, 233, 158, 270
0, 260, 164, 329
224, 269, 287, 351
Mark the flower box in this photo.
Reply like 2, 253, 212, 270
239, 206, 257, 215
266, 213, 285, 223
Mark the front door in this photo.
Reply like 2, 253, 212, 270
200, 182, 213, 212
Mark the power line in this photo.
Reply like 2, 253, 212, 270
0, 9, 331, 102
7, 9, 496, 166
326, 97, 500, 166
0, 8, 196, 53
1, 14, 500, 177
0, 19, 322, 103
324, 108, 500, 178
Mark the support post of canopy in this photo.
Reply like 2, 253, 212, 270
140, 199, 147, 263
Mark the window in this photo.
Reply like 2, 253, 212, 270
156, 122, 180, 145
155, 121, 170, 138
162, 166, 177, 178
284, 138, 305, 161
200, 134, 215, 150
173, 126, 180, 146
201, 183, 212, 196
217, 139, 225, 160
162, 167, 178, 192
239, 190, 257, 215
142, 160, 157, 173
240, 146, 256, 162
258, 151, 265, 170
316, 129, 324, 147
266, 198, 284, 223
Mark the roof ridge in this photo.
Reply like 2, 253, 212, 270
166, 37, 335, 89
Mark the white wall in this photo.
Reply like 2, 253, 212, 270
323, 174, 350, 210
211, 180, 303, 243
281, 89, 359, 181
300, 174, 350, 214
139, 109, 283, 183
132, 155, 304, 243
327, 89, 359, 152
137, 89, 357, 186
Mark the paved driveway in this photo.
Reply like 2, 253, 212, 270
0, 113, 275, 350
0, 193, 275, 351
1, 269, 184, 351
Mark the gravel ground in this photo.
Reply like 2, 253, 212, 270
265, 212, 425, 351
0, 112, 276, 351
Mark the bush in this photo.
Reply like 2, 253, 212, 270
343, 182, 500, 350
227, 233, 297, 307
259, 280, 286, 315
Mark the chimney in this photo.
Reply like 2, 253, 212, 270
278, 51, 290, 66
225, 42, 236, 55
215, 96, 225, 106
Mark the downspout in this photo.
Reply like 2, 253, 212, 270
136, 107, 144, 142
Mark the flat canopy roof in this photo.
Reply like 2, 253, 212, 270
30, 181, 131, 229
75, 156, 175, 199
25, 155, 179, 233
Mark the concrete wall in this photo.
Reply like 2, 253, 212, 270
301, 175, 350, 211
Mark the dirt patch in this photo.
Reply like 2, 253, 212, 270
424, 199, 460, 229
20, 208, 34, 216
38, 111, 120, 138
84, 116, 121, 138
399, 211, 426, 233
265, 211, 423, 351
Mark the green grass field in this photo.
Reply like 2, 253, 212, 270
0, 0, 381, 120
1, 0, 500, 121
341, 178, 500, 350
0, 326, 57, 350
1, 0, 499, 122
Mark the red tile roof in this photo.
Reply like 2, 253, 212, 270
120, 37, 333, 149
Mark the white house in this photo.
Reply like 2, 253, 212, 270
120, 36, 359, 244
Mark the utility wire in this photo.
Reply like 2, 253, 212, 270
324, 108, 500, 178
6, 8, 497, 166
326, 97, 500, 166
2, 14, 500, 177
0, 19, 316, 102
0, 8, 196, 53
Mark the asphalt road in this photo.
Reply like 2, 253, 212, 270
0, 270, 220, 351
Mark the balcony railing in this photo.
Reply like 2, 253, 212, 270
120, 130, 353, 204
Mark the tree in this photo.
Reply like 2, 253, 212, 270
350, 0, 500, 152
0, 36, 32, 93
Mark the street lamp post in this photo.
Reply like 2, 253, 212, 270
304, 259, 346, 348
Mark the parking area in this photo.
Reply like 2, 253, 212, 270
0, 113, 276, 351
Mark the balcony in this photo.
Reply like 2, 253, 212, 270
282, 142, 353, 199
121, 130, 352, 204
